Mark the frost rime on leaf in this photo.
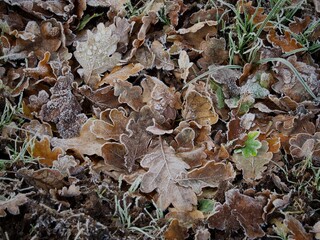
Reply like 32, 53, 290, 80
140, 138, 197, 211
74, 23, 121, 87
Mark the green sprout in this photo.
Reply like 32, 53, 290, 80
235, 131, 262, 157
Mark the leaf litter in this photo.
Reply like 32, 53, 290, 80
0, 0, 320, 239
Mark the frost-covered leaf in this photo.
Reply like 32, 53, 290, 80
284, 215, 313, 240
233, 141, 273, 181
208, 189, 267, 239
51, 119, 106, 157
40, 73, 87, 138
140, 138, 197, 211
182, 89, 218, 126
267, 30, 303, 53
74, 22, 121, 87
164, 219, 189, 240
101, 142, 126, 171
178, 50, 193, 81
91, 108, 129, 141
0, 194, 29, 217
16, 168, 67, 191
28, 136, 64, 166
234, 131, 262, 157
178, 161, 235, 195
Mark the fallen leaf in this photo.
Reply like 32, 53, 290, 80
51, 118, 106, 157
182, 89, 218, 126
52, 155, 78, 177
165, 208, 204, 228
24, 51, 55, 80
74, 22, 121, 87
101, 142, 126, 171
284, 215, 312, 240
91, 108, 129, 141
0, 194, 29, 217
267, 29, 303, 53
208, 189, 267, 239
28, 136, 64, 166
272, 55, 320, 102
58, 184, 81, 197
164, 219, 189, 240
233, 141, 273, 182
178, 50, 193, 81
289, 16, 311, 34
99, 63, 144, 87
140, 138, 197, 211
16, 168, 67, 191
178, 161, 235, 195
151, 40, 174, 71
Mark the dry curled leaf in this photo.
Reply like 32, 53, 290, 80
164, 219, 189, 240
51, 118, 106, 157
208, 189, 267, 239
24, 51, 55, 80
178, 161, 235, 195
284, 215, 313, 240
28, 136, 63, 166
140, 138, 197, 211
17, 168, 68, 191
91, 108, 129, 141
151, 40, 174, 71
272, 55, 320, 102
182, 89, 218, 126
0, 194, 29, 217
267, 29, 303, 53
233, 141, 273, 182
74, 22, 121, 87
52, 155, 78, 177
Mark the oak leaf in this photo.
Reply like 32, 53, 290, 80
233, 141, 273, 182
140, 138, 197, 211
101, 142, 126, 171
267, 29, 303, 53
182, 89, 218, 126
284, 215, 313, 240
16, 168, 67, 191
51, 119, 106, 157
164, 219, 189, 240
91, 108, 129, 141
74, 22, 121, 87
178, 161, 235, 195
0, 194, 29, 217
208, 189, 267, 239
28, 136, 64, 166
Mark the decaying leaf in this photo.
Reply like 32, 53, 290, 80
74, 22, 121, 86
208, 189, 267, 239
272, 55, 319, 102
267, 29, 303, 53
28, 136, 64, 166
51, 118, 106, 157
40, 73, 87, 138
198, 37, 228, 68
164, 219, 189, 240
233, 141, 273, 182
178, 161, 235, 195
178, 50, 193, 81
140, 138, 197, 211
151, 40, 175, 71
289, 132, 320, 166
91, 108, 129, 141
120, 106, 155, 171
101, 142, 126, 171
284, 215, 313, 240
0, 194, 29, 217
17, 168, 68, 191
182, 89, 218, 126
52, 155, 78, 177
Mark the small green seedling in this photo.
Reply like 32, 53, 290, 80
235, 131, 262, 157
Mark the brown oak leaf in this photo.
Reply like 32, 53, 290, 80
208, 189, 267, 239
16, 168, 68, 191
284, 215, 313, 240
91, 108, 129, 141
120, 106, 155, 172
140, 138, 197, 211
164, 219, 189, 240
267, 29, 303, 53
101, 142, 126, 171
0, 194, 29, 217
232, 141, 273, 182
182, 89, 218, 126
178, 161, 235, 195
74, 22, 121, 87
51, 118, 106, 157
28, 136, 64, 166
272, 55, 319, 102
151, 40, 175, 71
